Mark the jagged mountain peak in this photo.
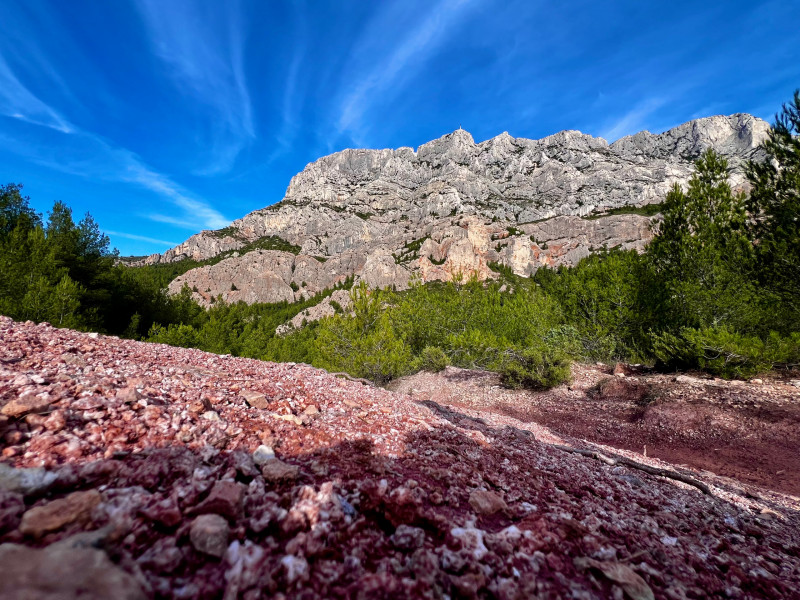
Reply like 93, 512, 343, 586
136, 112, 770, 310
284, 114, 768, 198
611, 113, 769, 160
436, 126, 476, 144
417, 128, 477, 162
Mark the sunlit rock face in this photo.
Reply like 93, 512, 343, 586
146, 114, 768, 305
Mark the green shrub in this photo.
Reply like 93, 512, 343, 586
487, 261, 515, 279
211, 226, 241, 239
542, 325, 583, 357
444, 328, 504, 368
313, 284, 413, 384
534, 249, 663, 362
652, 327, 800, 379
314, 312, 412, 384
417, 345, 450, 372
147, 323, 201, 348
496, 345, 571, 389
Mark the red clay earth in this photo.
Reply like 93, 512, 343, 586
1, 316, 799, 599
391, 365, 800, 498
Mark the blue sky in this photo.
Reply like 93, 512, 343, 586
0, 0, 798, 256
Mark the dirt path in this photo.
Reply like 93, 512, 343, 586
390, 364, 800, 497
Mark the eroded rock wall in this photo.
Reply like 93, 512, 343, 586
142, 114, 767, 305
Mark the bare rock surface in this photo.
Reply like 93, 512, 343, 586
275, 289, 353, 336
1, 316, 799, 598
141, 115, 768, 308
19, 489, 101, 538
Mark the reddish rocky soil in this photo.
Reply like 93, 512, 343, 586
1, 316, 799, 599
391, 365, 800, 498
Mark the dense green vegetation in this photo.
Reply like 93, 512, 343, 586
147, 290, 334, 364
583, 202, 664, 219
311, 279, 572, 386
746, 91, 800, 323
0, 188, 206, 337
146, 275, 355, 364
1, 92, 798, 386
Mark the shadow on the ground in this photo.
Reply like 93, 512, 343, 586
2, 407, 799, 599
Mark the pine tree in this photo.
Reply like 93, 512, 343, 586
52, 275, 83, 327
0, 183, 40, 235
648, 149, 757, 331
746, 90, 800, 323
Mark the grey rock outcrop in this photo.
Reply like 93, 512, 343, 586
140, 232, 244, 266
144, 113, 768, 308
275, 290, 353, 336
167, 250, 361, 305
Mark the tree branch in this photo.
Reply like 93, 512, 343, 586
552, 444, 711, 495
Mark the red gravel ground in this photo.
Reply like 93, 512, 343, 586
1, 317, 799, 599
391, 365, 800, 497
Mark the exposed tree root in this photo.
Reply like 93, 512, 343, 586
552, 444, 712, 495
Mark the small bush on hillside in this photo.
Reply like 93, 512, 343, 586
417, 345, 450, 372
496, 346, 571, 390
444, 328, 504, 368
314, 311, 412, 384
313, 283, 413, 384
147, 323, 201, 348
541, 325, 583, 356
652, 327, 800, 379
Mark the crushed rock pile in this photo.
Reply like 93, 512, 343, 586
0, 316, 798, 599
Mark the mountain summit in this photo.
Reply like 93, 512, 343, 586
136, 114, 769, 308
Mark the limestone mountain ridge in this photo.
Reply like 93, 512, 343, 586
135, 113, 769, 307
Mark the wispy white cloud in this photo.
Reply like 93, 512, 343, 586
267, 46, 305, 161
25, 137, 229, 230
599, 97, 669, 141
263, 6, 307, 165
105, 230, 178, 246
134, 0, 254, 174
1, 124, 228, 232
0, 23, 229, 233
0, 54, 73, 133
0, 0, 92, 112
336, 0, 482, 142
143, 213, 204, 230
121, 162, 229, 229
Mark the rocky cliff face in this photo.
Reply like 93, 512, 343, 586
144, 113, 769, 306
